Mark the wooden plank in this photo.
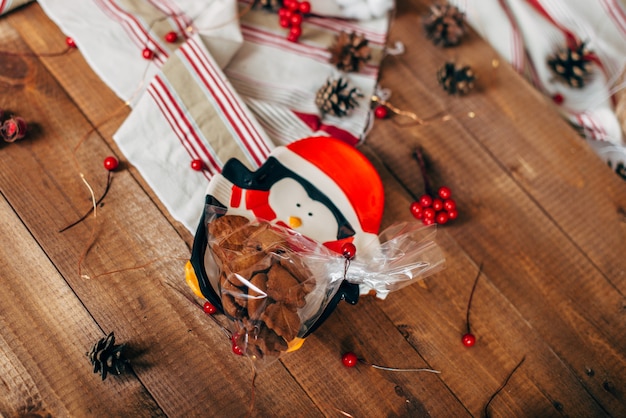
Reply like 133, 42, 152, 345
0, 195, 165, 417
365, 1, 626, 415
0, 15, 321, 417
4, 2, 195, 248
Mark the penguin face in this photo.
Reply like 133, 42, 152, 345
268, 177, 339, 244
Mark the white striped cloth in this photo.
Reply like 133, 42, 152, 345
114, 34, 274, 231
451, 0, 626, 179
0, 0, 32, 15
38, 0, 243, 102
35, 0, 394, 231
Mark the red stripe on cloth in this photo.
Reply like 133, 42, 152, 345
182, 38, 272, 166
601, 0, 626, 37
526, 0, 609, 85
497, 0, 525, 73
305, 17, 387, 45
147, 0, 193, 38
148, 82, 216, 179
98, 0, 169, 65
0, 0, 7, 15
149, 77, 220, 177
181, 41, 266, 166
240, 25, 379, 78
525, 0, 578, 49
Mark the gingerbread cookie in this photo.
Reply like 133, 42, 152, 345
207, 215, 317, 359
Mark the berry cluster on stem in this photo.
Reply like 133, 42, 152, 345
410, 148, 458, 225
278, 0, 311, 43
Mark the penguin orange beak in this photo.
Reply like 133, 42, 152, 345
288, 216, 302, 228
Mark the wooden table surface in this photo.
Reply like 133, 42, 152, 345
1, 1, 626, 417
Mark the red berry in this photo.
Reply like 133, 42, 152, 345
65, 36, 77, 48
552, 93, 564, 105
374, 105, 388, 119
278, 7, 289, 17
289, 25, 302, 38
447, 209, 458, 220
341, 352, 358, 367
462, 333, 476, 347
290, 13, 303, 26
342, 242, 356, 260
287, 0, 299, 11
279, 16, 291, 28
190, 159, 204, 171
410, 201, 423, 219
432, 198, 443, 211
283, 0, 294, 7
203, 301, 217, 315
164, 31, 178, 43
435, 211, 449, 225
231, 335, 244, 356
299, 1, 311, 14
419, 194, 433, 208
423, 207, 436, 220
422, 217, 435, 226
103, 156, 119, 171
443, 199, 456, 211
142, 48, 154, 59
287, 32, 300, 43
438, 186, 452, 200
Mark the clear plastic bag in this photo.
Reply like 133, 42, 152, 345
198, 205, 445, 367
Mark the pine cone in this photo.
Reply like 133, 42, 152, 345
547, 42, 593, 88
315, 77, 363, 117
437, 62, 475, 95
329, 31, 371, 73
423, 3, 466, 47
87, 332, 127, 380
254, 0, 283, 12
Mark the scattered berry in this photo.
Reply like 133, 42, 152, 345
462, 333, 476, 347
65, 36, 77, 48
342, 242, 356, 260
203, 301, 217, 315
103, 156, 119, 171
164, 31, 178, 43
552, 93, 564, 105
374, 105, 389, 119
190, 159, 204, 171
342, 352, 358, 367
142, 48, 154, 59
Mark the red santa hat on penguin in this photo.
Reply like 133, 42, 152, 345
209, 136, 385, 262
272, 137, 384, 258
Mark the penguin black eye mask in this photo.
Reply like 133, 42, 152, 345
221, 157, 356, 240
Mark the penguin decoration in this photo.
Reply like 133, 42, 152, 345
187, 136, 385, 338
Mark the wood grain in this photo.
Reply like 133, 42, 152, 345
1, 1, 625, 417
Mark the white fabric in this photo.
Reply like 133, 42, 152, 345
38, 0, 242, 102
451, 0, 626, 178
0, 0, 32, 15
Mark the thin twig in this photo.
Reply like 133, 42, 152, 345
466, 263, 484, 334
484, 356, 526, 418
